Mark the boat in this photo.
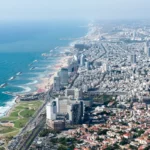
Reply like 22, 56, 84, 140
0, 83, 7, 88
16, 72, 22, 76
9, 76, 15, 81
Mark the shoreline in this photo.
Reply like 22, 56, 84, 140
0, 47, 73, 119
0, 23, 90, 119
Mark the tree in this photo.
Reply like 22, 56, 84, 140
58, 145, 67, 150
144, 145, 150, 150
97, 129, 108, 135
50, 138, 58, 144
96, 137, 103, 142
39, 129, 50, 137
58, 137, 67, 145
120, 138, 129, 145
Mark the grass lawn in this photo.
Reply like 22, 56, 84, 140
0, 100, 43, 145
0, 126, 16, 134
13, 118, 29, 128
0, 117, 17, 122
20, 109, 35, 118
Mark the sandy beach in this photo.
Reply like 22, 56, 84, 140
35, 55, 72, 93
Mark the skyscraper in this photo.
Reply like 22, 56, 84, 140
148, 48, 150, 57
144, 41, 149, 54
46, 102, 56, 120
59, 68, 69, 86
85, 61, 90, 70
53, 76, 60, 91
131, 54, 136, 64
46, 98, 60, 120
80, 54, 85, 66
67, 101, 83, 124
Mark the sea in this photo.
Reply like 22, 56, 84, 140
0, 20, 88, 117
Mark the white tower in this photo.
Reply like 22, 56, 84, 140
46, 102, 56, 120
80, 54, 85, 66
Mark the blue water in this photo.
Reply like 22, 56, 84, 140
0, 21, 87, 116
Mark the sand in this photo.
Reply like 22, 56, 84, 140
35, 55, 72, 93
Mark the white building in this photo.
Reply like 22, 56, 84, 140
102, 63, 108, 72
46, 102, 56, 120
85, 61, 90, 70
46, 98, 60, 120
80, 54, 85, 66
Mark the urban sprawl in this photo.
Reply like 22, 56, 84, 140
6, 22, 150, 150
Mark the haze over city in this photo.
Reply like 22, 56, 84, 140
0, 0, 150, 21
0, 0, 150, 150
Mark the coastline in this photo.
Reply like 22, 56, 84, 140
0, 46, 73, 144
35, 55, 71, 93
0, 47, 73, 119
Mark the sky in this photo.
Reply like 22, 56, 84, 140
0, 0, 150, 21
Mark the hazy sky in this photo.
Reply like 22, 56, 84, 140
0, 0, 149, 21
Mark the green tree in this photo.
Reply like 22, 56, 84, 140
58, 145, 67, 150
120, 138, 129, 145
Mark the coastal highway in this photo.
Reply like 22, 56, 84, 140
8, 89, 52, 150
20, 88, 53, 133
18, 117, 46, 150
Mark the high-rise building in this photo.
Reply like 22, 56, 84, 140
46, 98, 60, 120
46, 98, 65, 131
144, 42, 148, 54
131, 54, 136, 64
68, 59, 78, 76
59, 68, 68, 86
102, 63, 108, 72
148, 48, 150, 57
53, 76, 60, 91
67, 101, 83, 124
46, 102, 56, 120
80, 54, 85, 66
85, 61, 90, 70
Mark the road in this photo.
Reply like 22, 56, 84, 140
8, 89, 52, 150
18, 117, 46, 150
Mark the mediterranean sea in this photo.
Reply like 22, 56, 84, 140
0, 20, 87, 117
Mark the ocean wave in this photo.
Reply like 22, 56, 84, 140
0, 96, 17, 118
25, 80, 38, 85
16, 86, 32, 93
